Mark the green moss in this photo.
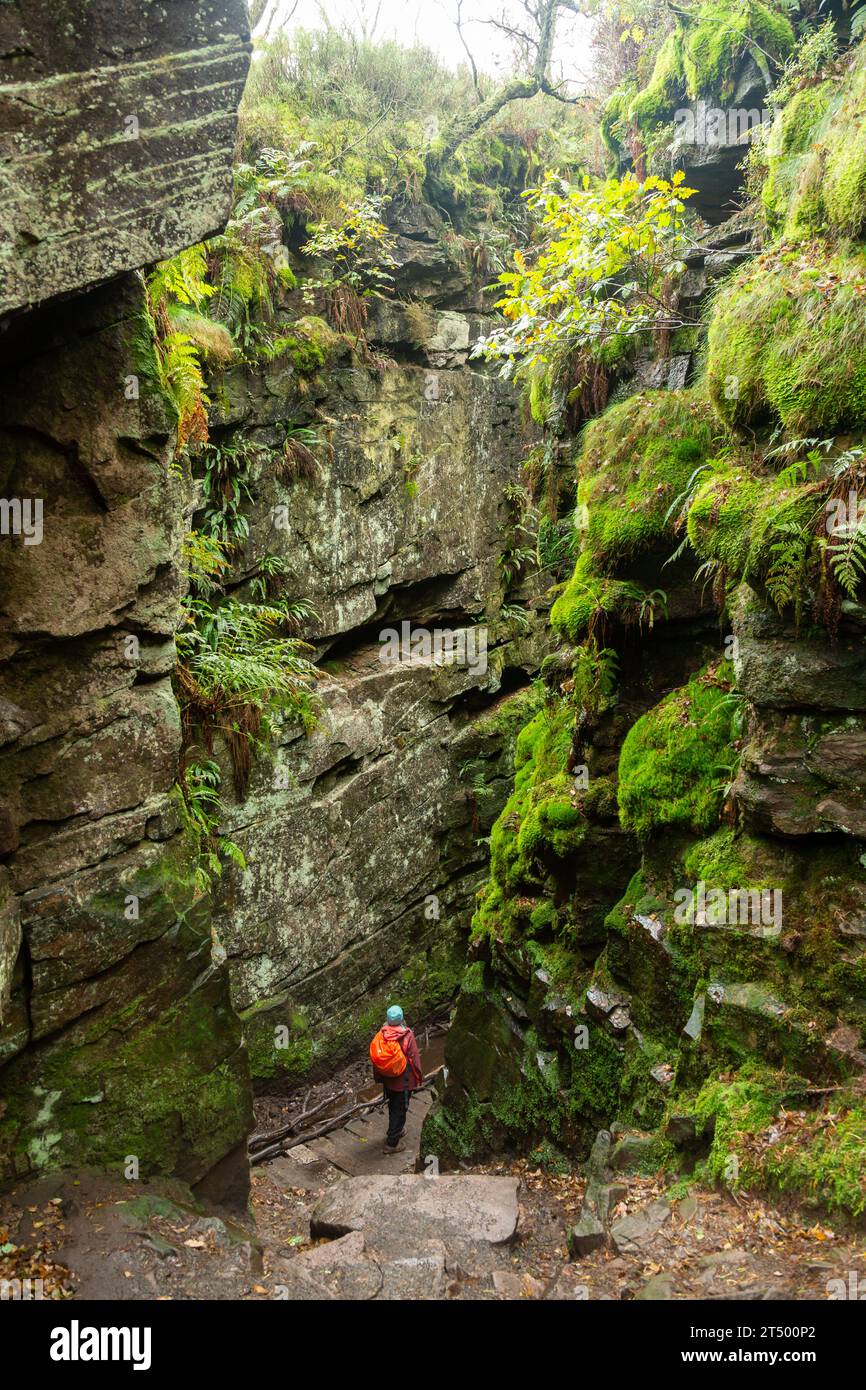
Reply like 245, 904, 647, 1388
682, 1064, 866, 1217
260, 315, 343, 373
242, 1005, 318, 1082
460, 960, 487, 996
170, 309, 237, 367
685, 454, 820, 594
784, 47, 866, 240
601, 79, 638, 169
583, 774, 618, 822
564, 1022, 625, 1125
575, 389, 717, 569
682, 826, 776, 889
629, 30, 685, 129
0, 960, 250, 1184
618, 662, 737, 839
426, 967, 625, 1165
526, 1140, 574, 1175
529, 899, 560, 935
550, 553, 635, 642
822, 111, 866, 240
682, 1, 794, 102
481, 702, 582, 904
620, 1, 794, 146
527, 364, 553, 427
472, 683, 545, 745
761, 82, 833, 234
706, 245, 866, 435
616, 830, 866, 1032
0, 828, 255, 1186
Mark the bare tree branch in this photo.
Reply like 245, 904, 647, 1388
445, 0, 484, 102
264, 0, 297, 38
429, 0, 589, 168
248, 0, 270, 28
350, 0, 384, 42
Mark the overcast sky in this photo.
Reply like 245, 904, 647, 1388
255, 0, 595, 85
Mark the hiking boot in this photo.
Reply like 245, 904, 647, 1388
383, 1139, 406, 1154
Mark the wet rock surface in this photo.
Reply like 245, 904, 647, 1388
0, 4, 254, 1190
205, 226, 546, 1084
0, 0, 251, 317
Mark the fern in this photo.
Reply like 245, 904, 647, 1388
825, 516, 866, 599
572, 644, 619, 714
830, 446, 866, 480
765, 520, 815, 622
159, 332, 210, 448
179, 759, 247, 897
637, 587, 668, 632
663, 463, 712, 568
149, 244, 214, 310
176, 596, 321, 798
182, 530, 230, 598
693, 558, 719, 587
499, 602, 532, 632
775, 451, 820, 489
199, 441, 257, 546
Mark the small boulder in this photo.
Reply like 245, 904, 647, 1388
567, 1214, 608, 1259
610, 1199, 672, 1256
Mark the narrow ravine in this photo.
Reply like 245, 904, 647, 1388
2, 0, 866, 1329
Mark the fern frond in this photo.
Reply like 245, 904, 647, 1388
826, 516, 866, 598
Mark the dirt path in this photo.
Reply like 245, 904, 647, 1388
3, 1034, 864, 1301
249, 1148, 866, 1302
247, 1043, 866, 1301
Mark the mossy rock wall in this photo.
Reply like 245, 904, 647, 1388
427, 41, 866, 1212
207, 265, 550, 1085
0, 276, 253, 1199
0, 0, 251, 316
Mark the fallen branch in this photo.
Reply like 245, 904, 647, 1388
249, 1087, 347, 1152
250, 1094, 386, 1165
250, 1067, 446, 1166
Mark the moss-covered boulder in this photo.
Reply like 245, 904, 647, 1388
782, 44, 866, 241
618, 662, 737, 839
623, 1, 794, 132
706, 244, 866, 434
762, 82, 834, 235
671, 1062, 866, 1218
575, 390, 718, 569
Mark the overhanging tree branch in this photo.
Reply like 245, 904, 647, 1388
428, 0, 589, 169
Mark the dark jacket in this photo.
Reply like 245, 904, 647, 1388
377, 1024, 423, 1091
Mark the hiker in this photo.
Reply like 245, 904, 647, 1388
369, 1005, 423, 1154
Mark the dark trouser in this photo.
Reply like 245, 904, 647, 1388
385, 1084, 411, 1146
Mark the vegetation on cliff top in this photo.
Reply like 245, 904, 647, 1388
602, 0, 795, 170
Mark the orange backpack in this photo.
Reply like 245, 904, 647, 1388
370, 1027, 408, 1077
